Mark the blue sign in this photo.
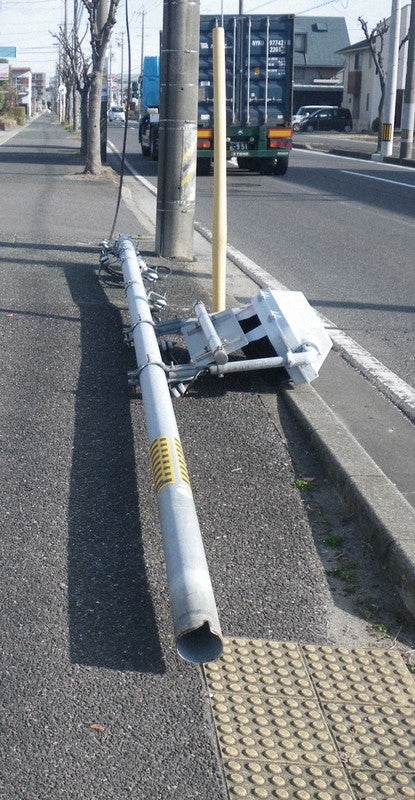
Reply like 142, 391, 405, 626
0, 47, 17, 58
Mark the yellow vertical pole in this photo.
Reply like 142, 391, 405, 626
212, 26, 227, 312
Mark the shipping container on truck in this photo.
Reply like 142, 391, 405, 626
138, 15, 294, 175
197, 14, 294, 175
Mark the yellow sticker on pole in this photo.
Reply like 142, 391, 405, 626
150, 437, 174, 493
173, 438, 191, 489
150, 436, 192, 493
381, 122, 393, 142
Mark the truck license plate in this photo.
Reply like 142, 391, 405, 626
231, 141, 248, 152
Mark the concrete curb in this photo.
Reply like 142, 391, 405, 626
281, 381, 415, 618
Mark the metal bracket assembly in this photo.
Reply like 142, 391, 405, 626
156, 288, 332, 388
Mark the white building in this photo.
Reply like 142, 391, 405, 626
339, 3, 411, 132
11, 67, 33, 117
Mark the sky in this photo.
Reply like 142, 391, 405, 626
0, 0, 405, 82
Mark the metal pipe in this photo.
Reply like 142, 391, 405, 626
193, 301, 228, 364
212, 26, 228, 312
207, 347, 318, 376
117, 236, 223, 664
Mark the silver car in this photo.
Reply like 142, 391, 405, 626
108, 106, 126, 122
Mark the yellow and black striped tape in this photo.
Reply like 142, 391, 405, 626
381, 122, 393, 142
173, 437, 191, 489
150, 436, 174, 494
149, 436, 192, 494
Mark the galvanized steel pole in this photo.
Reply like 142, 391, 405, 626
117, 237, 223, 664
155, 0, 200, 258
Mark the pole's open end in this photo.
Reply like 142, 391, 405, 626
176, 620, 223, 664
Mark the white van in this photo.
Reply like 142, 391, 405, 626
292, 105, 334, 131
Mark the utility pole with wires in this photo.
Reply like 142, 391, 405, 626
98, 0, 109, 163
140, 7, 146, 77
400, 0, 415, 160
117, 30, 125, 103
380, 0, 401, 157
73, 0, 80, 131
155, 0, 201, 259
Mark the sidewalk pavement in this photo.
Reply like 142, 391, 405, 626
1, 114, 415, 800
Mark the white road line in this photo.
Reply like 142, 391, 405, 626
341, 169, 415, 189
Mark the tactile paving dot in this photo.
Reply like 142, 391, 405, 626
224, 760, 355, 799
205, 640, 316, 699
302, 646, 415, 706
323, 703, 415, 771
203, 639, 415, 799
349, 770, 415, 798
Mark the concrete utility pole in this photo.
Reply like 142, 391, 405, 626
400, 0, 415, 159
381, 0, 402, 157
117, 31, 124, 103
73, 0, 80, 131
140, 8, 146, 77
155, 0, 200, 259
98, 0, 109, 163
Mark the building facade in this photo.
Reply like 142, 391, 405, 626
339, 3, 411, 132
11, 67, 32, 116
293, 16, 349, 111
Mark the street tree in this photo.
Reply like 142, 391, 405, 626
359, 16, 389, 152
81, 0, 121, 174
54, 25, 92, 154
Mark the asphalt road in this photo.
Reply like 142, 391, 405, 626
197, 148, 415, 388
2, 115, 414, 799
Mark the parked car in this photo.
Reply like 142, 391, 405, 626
108, 105, 126, 123
298, 107, 352, 133
292, 105, 334, 131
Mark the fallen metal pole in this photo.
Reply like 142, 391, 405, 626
116, 236, 223, 664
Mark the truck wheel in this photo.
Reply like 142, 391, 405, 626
273, 158, 288, 176
150, 130, 158, 160
197, 158, 211, 175
259, 158, 275, 175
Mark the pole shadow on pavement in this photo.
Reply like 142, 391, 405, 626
63, 256, 165, 674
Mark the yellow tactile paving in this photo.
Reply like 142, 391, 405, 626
203, 638, 415, 799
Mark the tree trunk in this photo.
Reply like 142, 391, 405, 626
80, 87, 89, 155
84, 69, 103, 174
376, 77, 386, 153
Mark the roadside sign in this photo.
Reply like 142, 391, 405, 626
0, 47, 16, 58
